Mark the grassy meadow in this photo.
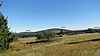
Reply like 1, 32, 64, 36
0, 33, 100, 56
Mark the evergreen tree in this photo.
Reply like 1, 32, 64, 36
0, 13, 10, 51
0, 1, 12, 51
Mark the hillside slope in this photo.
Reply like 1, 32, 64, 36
18, 28, 71, 36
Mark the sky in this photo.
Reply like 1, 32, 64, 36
1, 0, 100, 32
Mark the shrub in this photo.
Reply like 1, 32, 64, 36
37, 32, 57, 41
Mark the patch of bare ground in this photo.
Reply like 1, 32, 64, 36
95, 49, 100, 56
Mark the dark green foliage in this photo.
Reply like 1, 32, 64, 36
87, 28, 100, 33
8, 32, 16, 42
16, 33, 34, 38
58, 29, 64, 37
60, 29, 63, 35
0, 13, 12, 52
37, 32, 57, 41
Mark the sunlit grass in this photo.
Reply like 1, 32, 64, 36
0, 33, 100, 56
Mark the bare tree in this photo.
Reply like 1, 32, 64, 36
0, 1, 3, 7
59, 26, 66, 37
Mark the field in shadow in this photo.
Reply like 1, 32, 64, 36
25, 40, 48, 44
66, 38, 100, 44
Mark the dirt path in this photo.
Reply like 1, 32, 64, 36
95, 49, 100, 56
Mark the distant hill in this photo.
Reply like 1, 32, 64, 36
17, 28, 100, 37
35, 28, 71, 33
65, 28, 100, 34
17, 28, 71, 36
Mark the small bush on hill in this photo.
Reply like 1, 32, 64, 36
37, 32, 57, 41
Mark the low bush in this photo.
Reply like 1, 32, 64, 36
37, 32, 57, 41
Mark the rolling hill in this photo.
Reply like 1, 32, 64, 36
17, 28, 71, 36
17, 28, 100, 37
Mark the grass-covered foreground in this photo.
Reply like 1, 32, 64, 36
0, 33, 100, 56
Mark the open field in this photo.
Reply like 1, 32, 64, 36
0, 33, 100, 56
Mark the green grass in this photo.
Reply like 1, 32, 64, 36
0, 33, 100, 56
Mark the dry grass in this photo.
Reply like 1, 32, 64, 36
0, 33, 100, 56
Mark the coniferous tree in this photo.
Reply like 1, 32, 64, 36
0, 1, 12, 51
0, 13, 10, 51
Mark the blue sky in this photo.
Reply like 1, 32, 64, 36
1, 0, 100, 32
